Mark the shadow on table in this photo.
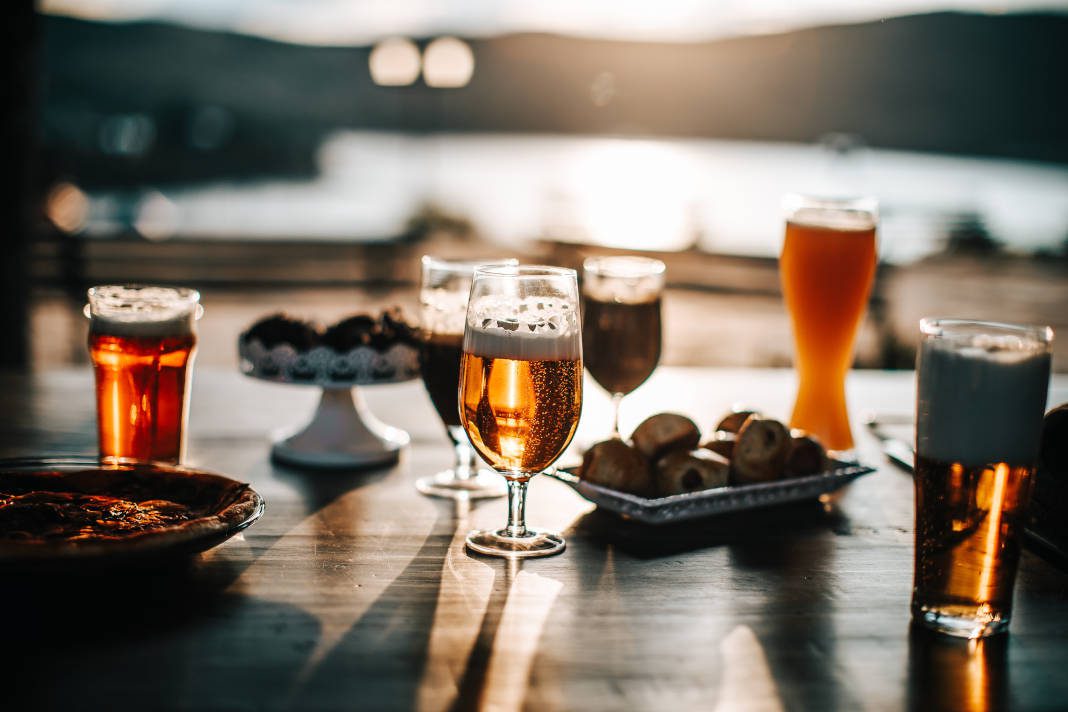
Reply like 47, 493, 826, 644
270, 458, 391, 516
907, 624, 1008, 712
567, 498, 852, 559
4, 561, 322, 711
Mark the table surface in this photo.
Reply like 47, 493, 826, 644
3, 366, 1068, 712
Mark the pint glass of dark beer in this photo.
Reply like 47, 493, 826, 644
86, 285, 201, 464
912, 318, 1052, 638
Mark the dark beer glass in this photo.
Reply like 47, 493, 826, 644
460, 265, 582, 558
86, 285, 201, 464
581, 256, 664, 438
415, 256, 515, 500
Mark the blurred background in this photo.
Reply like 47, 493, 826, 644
6, 0, 1068, 371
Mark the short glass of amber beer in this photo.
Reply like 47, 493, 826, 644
913, 318, 1052, 638
460, 265, 583, 558
780, 194, 878, 455
86, 285, 201, 464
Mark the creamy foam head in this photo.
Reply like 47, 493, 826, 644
583, 256, 665, 305
917, 329, 1051, 466
464, 295, 580, 361
87, 285, 200, 338
784, 194, 877, 232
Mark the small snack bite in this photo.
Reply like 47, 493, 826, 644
244, 314, 321, 350
715, 409, 759, 435
656, 448, 730, 496
631, 413, 701, 461
701, 431, 736, 461
731, 416, 791, 485
784, 431, 827, 477
580, 439, 653, 497
322, 314, 376, 351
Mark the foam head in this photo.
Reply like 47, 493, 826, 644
784, 194, 878, 232
464, 295, 581, 361
87, 285, 201, 338
916, 319, 1052, 466
583, 256, 665, 305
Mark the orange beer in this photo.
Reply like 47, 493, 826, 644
779, 197, 877, 451
87, 286, 200, 464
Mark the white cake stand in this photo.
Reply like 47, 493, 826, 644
239, 338, 419, 470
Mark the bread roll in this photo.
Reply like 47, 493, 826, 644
701, 431, 735, 461
656, 449, 730, 496
580, 439, 654, 497
784, 431, 827, 477
731, 416, 790, 485
631, 413, 701, 461
715, 409, 758, 434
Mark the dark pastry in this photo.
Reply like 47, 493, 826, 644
701, 431, 736, 461
656, 448, 730, 496
630, 413, 701, 461
715, 409, 759, 435
243, 314, 320, 350
322, 314, 376, 351
731, 416, 791, 485
784, 431, 827, 477
580, 439, 654, 497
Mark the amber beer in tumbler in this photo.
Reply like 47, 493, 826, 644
780, 195, 877, 452
912, 319, 1052, 638
87, 286, 201, 464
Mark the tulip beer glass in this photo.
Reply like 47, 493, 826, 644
415, 256, 515, 500
912, 318, 1052, 638
780, 194, 877, 453
581, 256, 665, 438
460, 265, 583, 557
87, 285, 201, 464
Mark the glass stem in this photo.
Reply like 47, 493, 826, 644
610, 392, 624, 439
505, 479, 528, 538
448, 425, 476, 481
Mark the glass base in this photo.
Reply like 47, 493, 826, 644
914, 606, 1010, 639
415, 469, 507, 500
465, 528, 565, 558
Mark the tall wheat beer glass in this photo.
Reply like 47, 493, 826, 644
415, 256, 515, 500
912, 318, 1052, 638
87, 285, 201, 464
780, 195, 877, 454
460, 265, 583, 558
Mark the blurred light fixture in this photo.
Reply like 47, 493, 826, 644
45, 182, 90, 234
423, 37, 474, 88
369, 37, 421, 86
134, 191, 179, 241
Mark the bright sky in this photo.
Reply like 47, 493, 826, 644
41, 0, 1068, 45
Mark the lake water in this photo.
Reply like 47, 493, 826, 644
85, 132, 1068, 264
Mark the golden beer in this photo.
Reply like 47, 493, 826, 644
87, 286, 200, 464
460, 352, 582, 475
912, 318, 1052, 637
913, 455, 1035, 630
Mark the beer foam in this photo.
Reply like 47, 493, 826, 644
917, 338, 1051, 466
464, 295, 580, 361
583, 279, 661, 305
88, 285, 199, 338
788, 208, 876, 232
420, 287, 469, 335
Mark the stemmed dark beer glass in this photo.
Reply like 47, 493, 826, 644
581, 256, 665, 438
460, 265, 583, 558
415, 256, 514, 500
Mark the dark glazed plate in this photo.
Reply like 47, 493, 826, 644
0, 457, 264, 567
548, 461, 876, 525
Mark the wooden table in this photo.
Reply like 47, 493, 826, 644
4, 367, 1068, 711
